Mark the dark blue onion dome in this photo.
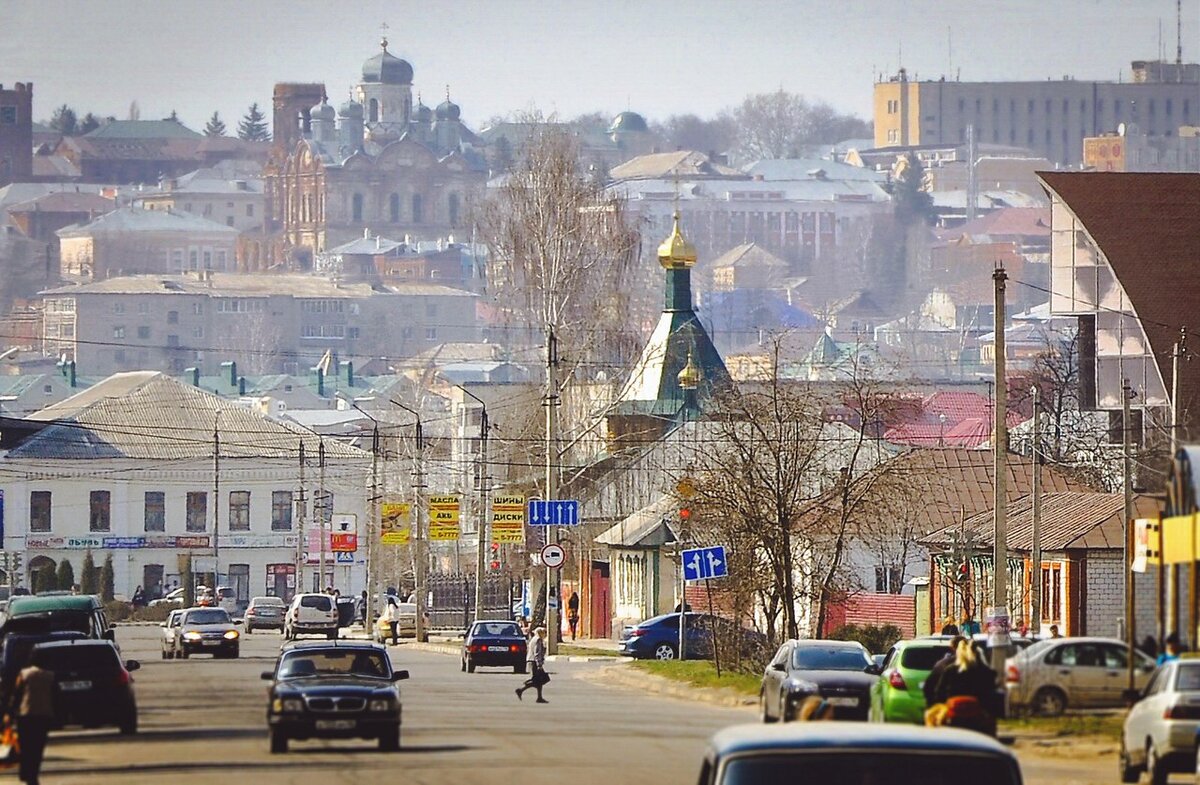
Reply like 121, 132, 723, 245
436, 99, 460, 122
414, 96, 433, 123
609, 110, 649, 134
338, 96, 363, 117
311, 97, 335, 122
362, 38, 413, 85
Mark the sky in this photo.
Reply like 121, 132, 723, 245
4, 0, 1197, 133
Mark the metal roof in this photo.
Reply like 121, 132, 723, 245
56, 207, 237, 238
85, 120, 202, 140
708, 722, 1014, 758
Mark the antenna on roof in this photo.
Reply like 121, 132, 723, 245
1178, 0, 1184, 66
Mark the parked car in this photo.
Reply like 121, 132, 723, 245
760, 640, 878, 722
1120, 658, 1200, 785
619, 612, 765, 661
869, 637, 953, 724
262, 640, 409, 753
149, 586, 186, 607
0, 631, 87, 693
284, 593, 339, 640
372, 602, 418, 642
32, 639, 139, 735
160, 609, 184, 659
462, 620, 527, 674
1005, 636, 1154, 716
214, 585, 239, 616
695, 722, 1023, 785
245, 596, 287, 633
0, 595, 114, 643
175, 607, 242, 659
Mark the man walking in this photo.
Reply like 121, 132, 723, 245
516, 626, 549, 704
12, 656, 54, 785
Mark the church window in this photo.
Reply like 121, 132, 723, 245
369, 99, 379, 123
448, 194, 460, 228
389, 193, 400, 223
352, 193, 364, 223
412, 194, 423, 224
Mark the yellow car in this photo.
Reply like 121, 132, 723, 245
372, 602, 418, 642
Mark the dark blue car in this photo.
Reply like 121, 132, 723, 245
461, 620, 527, 674
619, 612, 766, 661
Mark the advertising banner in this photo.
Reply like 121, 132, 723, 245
491, 494, 526, 544
380, 502, 411, 546
429, 495, 460, 541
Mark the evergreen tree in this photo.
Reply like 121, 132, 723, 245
101, 553, 115, 602
182, 556, 195, 608
49, 104, 77, 136
31, 568, 47, 595
238, 102, 270, 142
78, 112, 101, 135
891, 153, 934, 226
56, 559, 75, 591
81, 549, 98, 595
204, 111, 227, 137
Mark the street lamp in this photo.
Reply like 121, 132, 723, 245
453, 384, 491, 621
391, 397, 427, 642
343, 395, 382, 630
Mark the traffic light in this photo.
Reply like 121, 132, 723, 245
679, 505, 692, 523
955, 562, 970, 584
489, 543, 500, 572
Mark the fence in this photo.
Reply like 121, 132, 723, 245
427, 572, 516, 631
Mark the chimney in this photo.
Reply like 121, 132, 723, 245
238, 376, 246, 396
339, 359, 354, 387
313, 367, 325, 397
220, 360, 237, 387
184, 366, 200, 386
67, 360, 76, 388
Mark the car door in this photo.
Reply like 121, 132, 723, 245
1125, 665, 1167, 765
762, 644, 791, 718
1097, 644, 1142, 707
1061, 643, 1110, 707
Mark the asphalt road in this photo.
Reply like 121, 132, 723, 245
30, 627, 1120, 785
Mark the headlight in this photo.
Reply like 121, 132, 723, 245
786, 680, 819, 695
272, 698, 303, 713
183, 631, 202, 641
223, 630, 239, 640
368, 698, 394, 712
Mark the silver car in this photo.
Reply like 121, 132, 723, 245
1004, 636, 1154, 716
160, 609, 183, 659
1120, 659, 1200, 785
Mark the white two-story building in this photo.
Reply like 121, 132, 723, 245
0, 371, 371, 605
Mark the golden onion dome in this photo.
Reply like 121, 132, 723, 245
657, 211, 697, 269
677, 348, 702, 391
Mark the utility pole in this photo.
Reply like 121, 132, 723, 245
368, 421, 380, 626
1124, 379, 1136, 693
298, 440, 307, 593
318, 439, 327, 593
990, 266, 1008, 678
544, 324, 560, 655
1170, 330, 1185, 638
457, 387, 490, 621
212, 411, 221, 589
393, 399, 426, 642
1030, 385, 1042, 636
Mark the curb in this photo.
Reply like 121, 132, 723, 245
580, 663, 758, 711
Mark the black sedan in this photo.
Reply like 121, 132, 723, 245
759, 640, 879, 722
32, 639, 139, 734
263, 640, 409, 753
461, 620, 527, 674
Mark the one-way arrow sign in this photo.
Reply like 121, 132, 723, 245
682, 545, 729, 582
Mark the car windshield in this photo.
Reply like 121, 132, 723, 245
300, 596, 332, 611
1177, 664, 1200, 691
473, 622, 521, 637
719, 752, 1017, 785
33, 645, 120, 671
792, 646, 871, 671
252, 597, 284, 607
185, 609, 231, 625
899, 645, 949, 671
278, 650, 390, 679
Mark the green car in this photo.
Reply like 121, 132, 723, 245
868, 638, 951, 724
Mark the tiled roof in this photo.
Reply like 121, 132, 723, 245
922, 491, 1160, 552
85, 120, 202, 140
11, 372, 365, 462
1038, 172, 1200, 418
743, 158, 887, 183
6, 192, 115, 214
610, 150, 745, 182
56, 207, 237, 238
949, 207, 1050, 238
709, 243, 788, 270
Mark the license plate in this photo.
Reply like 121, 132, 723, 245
489, 646, 510, 652
315, 719, 355, 730
827, 697, 858, 707
203, 640, 221, 646
60, 680, 92, 692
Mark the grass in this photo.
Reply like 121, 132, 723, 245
999, 712, 1125, 741
632, 659, 762, 696
557, 644, 622, 657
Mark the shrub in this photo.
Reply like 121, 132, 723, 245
81, 550, 98, 595
100, 554, 115, 602
829, 623, 904, 654
104, 600, 132, 622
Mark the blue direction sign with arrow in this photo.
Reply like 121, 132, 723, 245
527, 499, 581, 526
682, 545, 729, 582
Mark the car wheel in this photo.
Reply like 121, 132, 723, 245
1118, 739, 1140, 783
269, 730, 288, 754
1031, 687, 1066, 717
653, 643, 677, 660
467, 657, 476, 673
1147, 743, 1168, 785
514, 663, 527, 674
760, 691, 775, 723
161, 649, 168, 660
229, 647, 240, 659
378, 726, 400, 752
119, 713, 137, 735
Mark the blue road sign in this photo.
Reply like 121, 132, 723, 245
335, 551, 354, 564
527, 499, 581, 526
682, 545, 729, 582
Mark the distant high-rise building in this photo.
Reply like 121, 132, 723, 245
874, 60, 1200, 166
0, 82, 34, 186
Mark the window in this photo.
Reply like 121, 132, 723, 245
448, 193, 460, 227
425, 302, 438, 318
167, 310, 179, 324
114, 349, 126, 363
0, 106, 16, 125
186, 491, 207, 532
369, 98, 379, 123
89, 490, 111, 532
874, 565, 903, 594
216, 251, 227, 270
272, 491, 293, 531
352, 193, 364, 222
411, 194, 422, 224
202, 251, 212, 269
113, 326, 125, 339
29, 491, 51, 532
192, 326, 204, 339
144, 491, 165, 532
246, 204, 254, 217
226, 216, 234, 227
229, 491, 250, 531
192, 302, 203, 315
137, 301, 149, 314
389, 193, 400, 223
346, 327, 360, 339
167, 335, 179, 347
172, 250, 184, 271
203, 203, 212, 216
189, 250, 199, 270
425, 327, 437, 341
137, 326, 151, 339
113, 303, 125, 314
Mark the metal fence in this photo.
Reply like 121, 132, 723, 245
428, 573, 515, 631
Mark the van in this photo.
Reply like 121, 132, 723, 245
1, 595, 114, 642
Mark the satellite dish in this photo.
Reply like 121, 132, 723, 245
1117, 123, 1126, 137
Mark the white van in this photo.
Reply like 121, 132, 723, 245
283, 593, 338, 640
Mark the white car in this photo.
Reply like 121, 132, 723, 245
283, 593, 338, 640
160, 609, 184, 659
149, 586, 186, 607
1004, 636, 1154, 715
1120, 659, 1200, 785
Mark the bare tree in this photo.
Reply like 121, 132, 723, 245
730, 90, 871, 162
652, 113, 737, 156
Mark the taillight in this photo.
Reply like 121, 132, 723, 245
1006, 664, 1020, 683
1163, 704, 1200, 719
887, 669, 907, 690
629, 629, 646, 637
510, 645, 519, 652
116, 669, 130, 687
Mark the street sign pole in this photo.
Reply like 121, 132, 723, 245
707, 577, 720, 677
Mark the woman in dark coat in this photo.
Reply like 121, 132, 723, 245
932, 639, 997, 736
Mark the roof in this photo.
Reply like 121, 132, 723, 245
949, 207, 1050, 239
922, 491, 1160, 552
610, 150, 745, 182
7, 595, 101, 615
6, 192, 114, 215
56, 207, 237, 238
707, 722, 1014, 758
595, 496, 679, 548
41, 274, 473, 300
8, 372, 366, 462
1038, 172, 1200, 419
327, 233, 402, 256
930, 190, 1045, 210
743, 158, 887, 183
709, 243, 788, 271
85, 120, 202, 140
